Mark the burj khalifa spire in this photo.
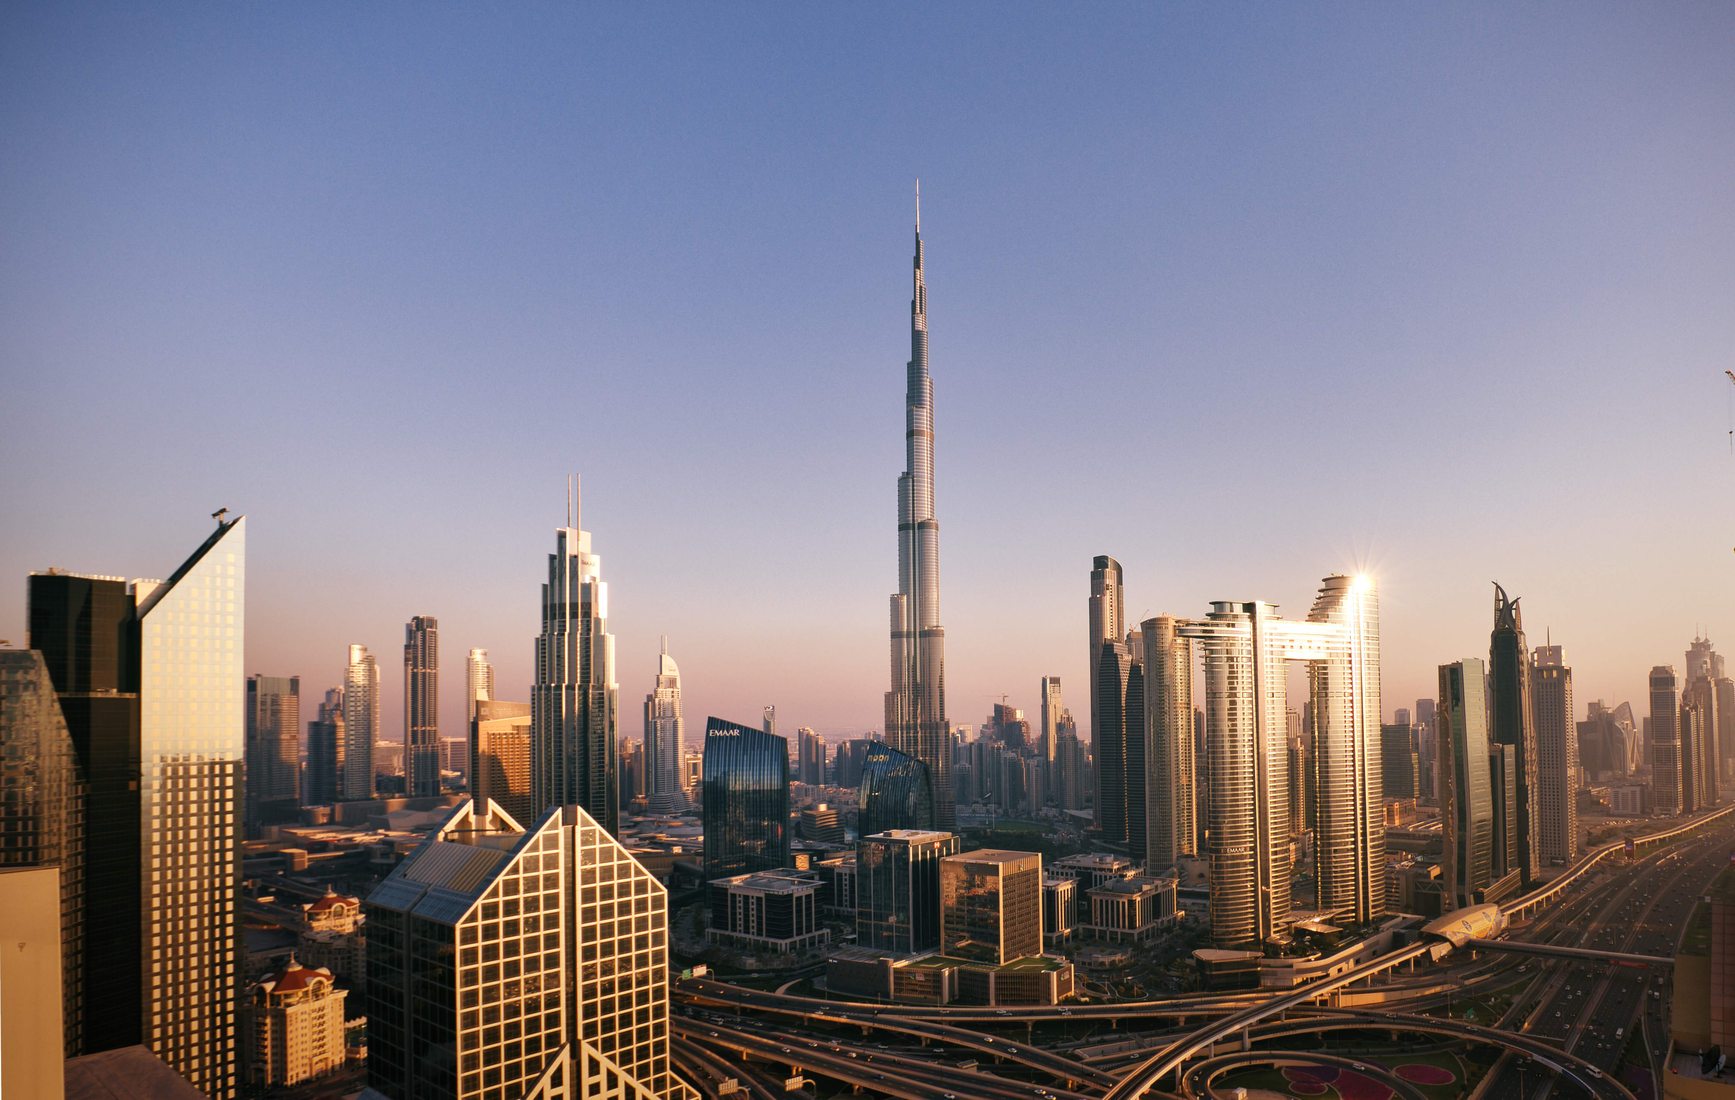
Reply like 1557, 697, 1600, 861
885, 184, 954, 830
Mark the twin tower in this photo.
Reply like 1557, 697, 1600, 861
1092, 558, 1383, 948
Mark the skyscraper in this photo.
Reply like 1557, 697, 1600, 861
643, 640, 685, 813
856, 828, 959, 954
1307, 575, 1384, 927
701, 717, 789, 880
403, 616, 440, 798
885, 199, 954, 832
1651, 665, 1682, 816
1439, 659, 1495, 909
365, 799, 695, 1100
246, 675, 301, 833
1173, 574, 1384, 947
304, 688, 344, 806
0, 649, 84, 1055
1089, 556, 1129, 845
1531, 645, 1578, 864
1488, 584, 1540, 888
341, 645, 378, 801
1040, 676, 1064, 766
28, 517, 247, 1097
796, 727, 827, 787
1140, 616, 1196, 871
470, 699, 534, 825
533, 478, 619, 834
858, 740, 934, 838
465, 647, 493, 723
940, 849, 1044, 964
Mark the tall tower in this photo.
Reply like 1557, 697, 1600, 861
1141, 616, 1196, 871
1651, 665, 1682, 815
1307, 574, 1384, 927
1531, 645, 1578, 863
246, 675, 302, 833
1088, 556, 1126, 842
341, 645, 378, 801
1040, 676, 1064, 764
643, 640, 685, 812
465, 647, 493, 723
1488, 584, 1540, 887
305, 687, 345, 806
1439, 658, 1495, 908
885, 193, 954, 831
533, 477, 619, 834
403, 616, 440, 798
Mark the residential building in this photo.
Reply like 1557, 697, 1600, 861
643, 640, 685, 813
533, 476, 619, 834
1141, 616, 1196, 871
796, 727, 827, 787
365, 799, 695, 1100
242, 957, 347, 1089
342, 645, 378, 802
884, 206, 955, 832
465, 648, 493, 723
1653, 665, 1683, 816
701, 717, 789, 880
470, 699, 534, 827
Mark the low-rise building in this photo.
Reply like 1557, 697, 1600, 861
1042, 876, 1076, 946
1084, 875, 1178, 944
708, 870, 830, 954
243, 956, 348, 1088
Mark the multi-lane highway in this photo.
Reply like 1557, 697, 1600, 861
671, 805, 1735, 1099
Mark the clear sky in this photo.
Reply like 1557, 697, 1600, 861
3, 4, 1733, 749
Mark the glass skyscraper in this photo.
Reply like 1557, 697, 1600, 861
1531, 645, 1579, 865
534, 478, 619, 834
342, 644, 378, 801
1306, 574, 1384, 927
1140, 615, 1196, 872
701, 717, 789, 880
404, 615, 440, 798
856, 828, 958, 955
1440, 658, 1495, 908
0, 649, 85, 1055
643, 640, 684, 813
366, 799, 696, 1100
857, 740, 933, 839
885, 200, 955, 832
304, 687, 344, 806
939, 849, 1043, 964
246, 674, 301, 833
1488, 584, 1539, 888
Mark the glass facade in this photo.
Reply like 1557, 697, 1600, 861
1439, 658, 1494, 908
472, 700, 535, 826
1488, 584, 1539, 886
885, 215, 954, 833
366, 799, 694, 1100
939, 850, 1042, 965
1531, 647, 1578, 864
857, 740, 932, 839
1141, 616, 1196, 872
642, 644, 684, 813
0, 650, 85, 1055
1306, 574, 1384, 927
404, 616, 441, 798
856, 829, 958, 955
701, 717, 788, 880
137, 517, 245, 1099
533, 511, 619, 835
246, 674, 301, 832
342, 645, 378, 801
305, 688, 344, 806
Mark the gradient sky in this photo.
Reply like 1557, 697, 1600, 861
4, 4, 1734, 750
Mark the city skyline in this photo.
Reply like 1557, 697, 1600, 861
5, 5, 1735, 747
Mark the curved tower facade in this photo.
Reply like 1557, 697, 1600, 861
1307, 574, 1384, 925
885, 197, 953, 830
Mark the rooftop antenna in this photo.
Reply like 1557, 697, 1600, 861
915, 178, 920, 232
661, 634, 668, 656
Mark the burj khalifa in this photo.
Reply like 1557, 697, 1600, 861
884, 189, 954, 831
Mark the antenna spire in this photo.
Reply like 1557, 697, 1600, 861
915, 178, 921, 232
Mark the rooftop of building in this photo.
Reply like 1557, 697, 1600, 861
65, 1046, 205, 1100
862, 829, 955, 843
711, 869, 823, 894
1088, 875, 1171, 898
304, 885, 360, 912
255, 954, 336, 997
943, 848, 1041, 868
1053, 852, 1136, 869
